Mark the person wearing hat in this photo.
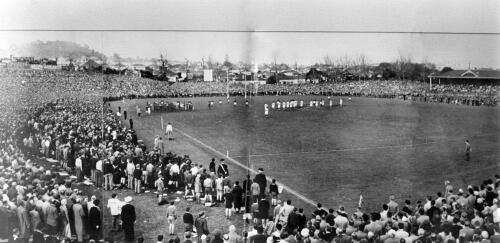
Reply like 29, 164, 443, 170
217, 159, 229, 178
121, 196, 136, 242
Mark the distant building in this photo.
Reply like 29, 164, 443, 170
429, 69, 500, 85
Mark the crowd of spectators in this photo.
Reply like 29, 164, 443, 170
2, 69, 498, 106
1, 69, 500, 243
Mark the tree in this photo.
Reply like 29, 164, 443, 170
353, 54, 368, 80
395, 53, 412, 80
323, 55, 334, 70
377, 62, 397, 80
441, 66, 453, 73
112, 53, 121, 65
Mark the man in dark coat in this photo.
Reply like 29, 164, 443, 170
286, 207, 299, 234
194, 212, 209, 236
182, 207, 194, 233
242, 175, 252, 197
254, 168, 267, 196
88, 199, 102, 241
209, 158, 216, 173
121, 197, 136, 242
258, 196, 270, 225
231, 181, 243, 213
217, 159, 229, 178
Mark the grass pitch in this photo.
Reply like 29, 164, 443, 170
103, 95, 500, 242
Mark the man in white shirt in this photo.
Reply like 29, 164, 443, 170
166, 122, 173, 140
170, 163, 180, 188
95, 159, 103, 188
190, 165, 199, 176
394, 223, 409, 239
493, 200, 500, 224
279, 200, 294, 226
107, 193, 123, 232
75, 155, 83, 182
154, 135, 160, 150
334, 211, 349, 229
126, 160, 135, 189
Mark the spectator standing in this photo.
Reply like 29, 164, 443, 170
166, 201, 177, 235
107, 193, 122, 232
183, 207, 194, 233
121, 196, 136, 242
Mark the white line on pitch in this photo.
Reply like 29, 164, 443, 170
229, 132, 499, 159
175, 127, 317, 207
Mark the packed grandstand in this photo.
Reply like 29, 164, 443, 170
0, 69, 500, 243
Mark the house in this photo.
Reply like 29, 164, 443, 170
57, 57, 71, 66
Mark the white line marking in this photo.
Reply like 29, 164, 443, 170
228, 132, 500, 159
229, 140, 448, 159
175, 127, 317, 206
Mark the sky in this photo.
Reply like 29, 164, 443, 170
0, 0, 499, 68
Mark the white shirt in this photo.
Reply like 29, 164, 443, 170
107, 198, 123, 216
334, 215, 349, 229
166, 124, 173, 132
170, 164, 180, 175
95, 160, 103, 171
75, 157, 82, 169
191, 166, 199, 175
126, 163, 135, 175
493, 207, 500, 223
395, 229, 409, 239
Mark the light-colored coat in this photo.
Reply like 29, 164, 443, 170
73, 203, 85, 242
